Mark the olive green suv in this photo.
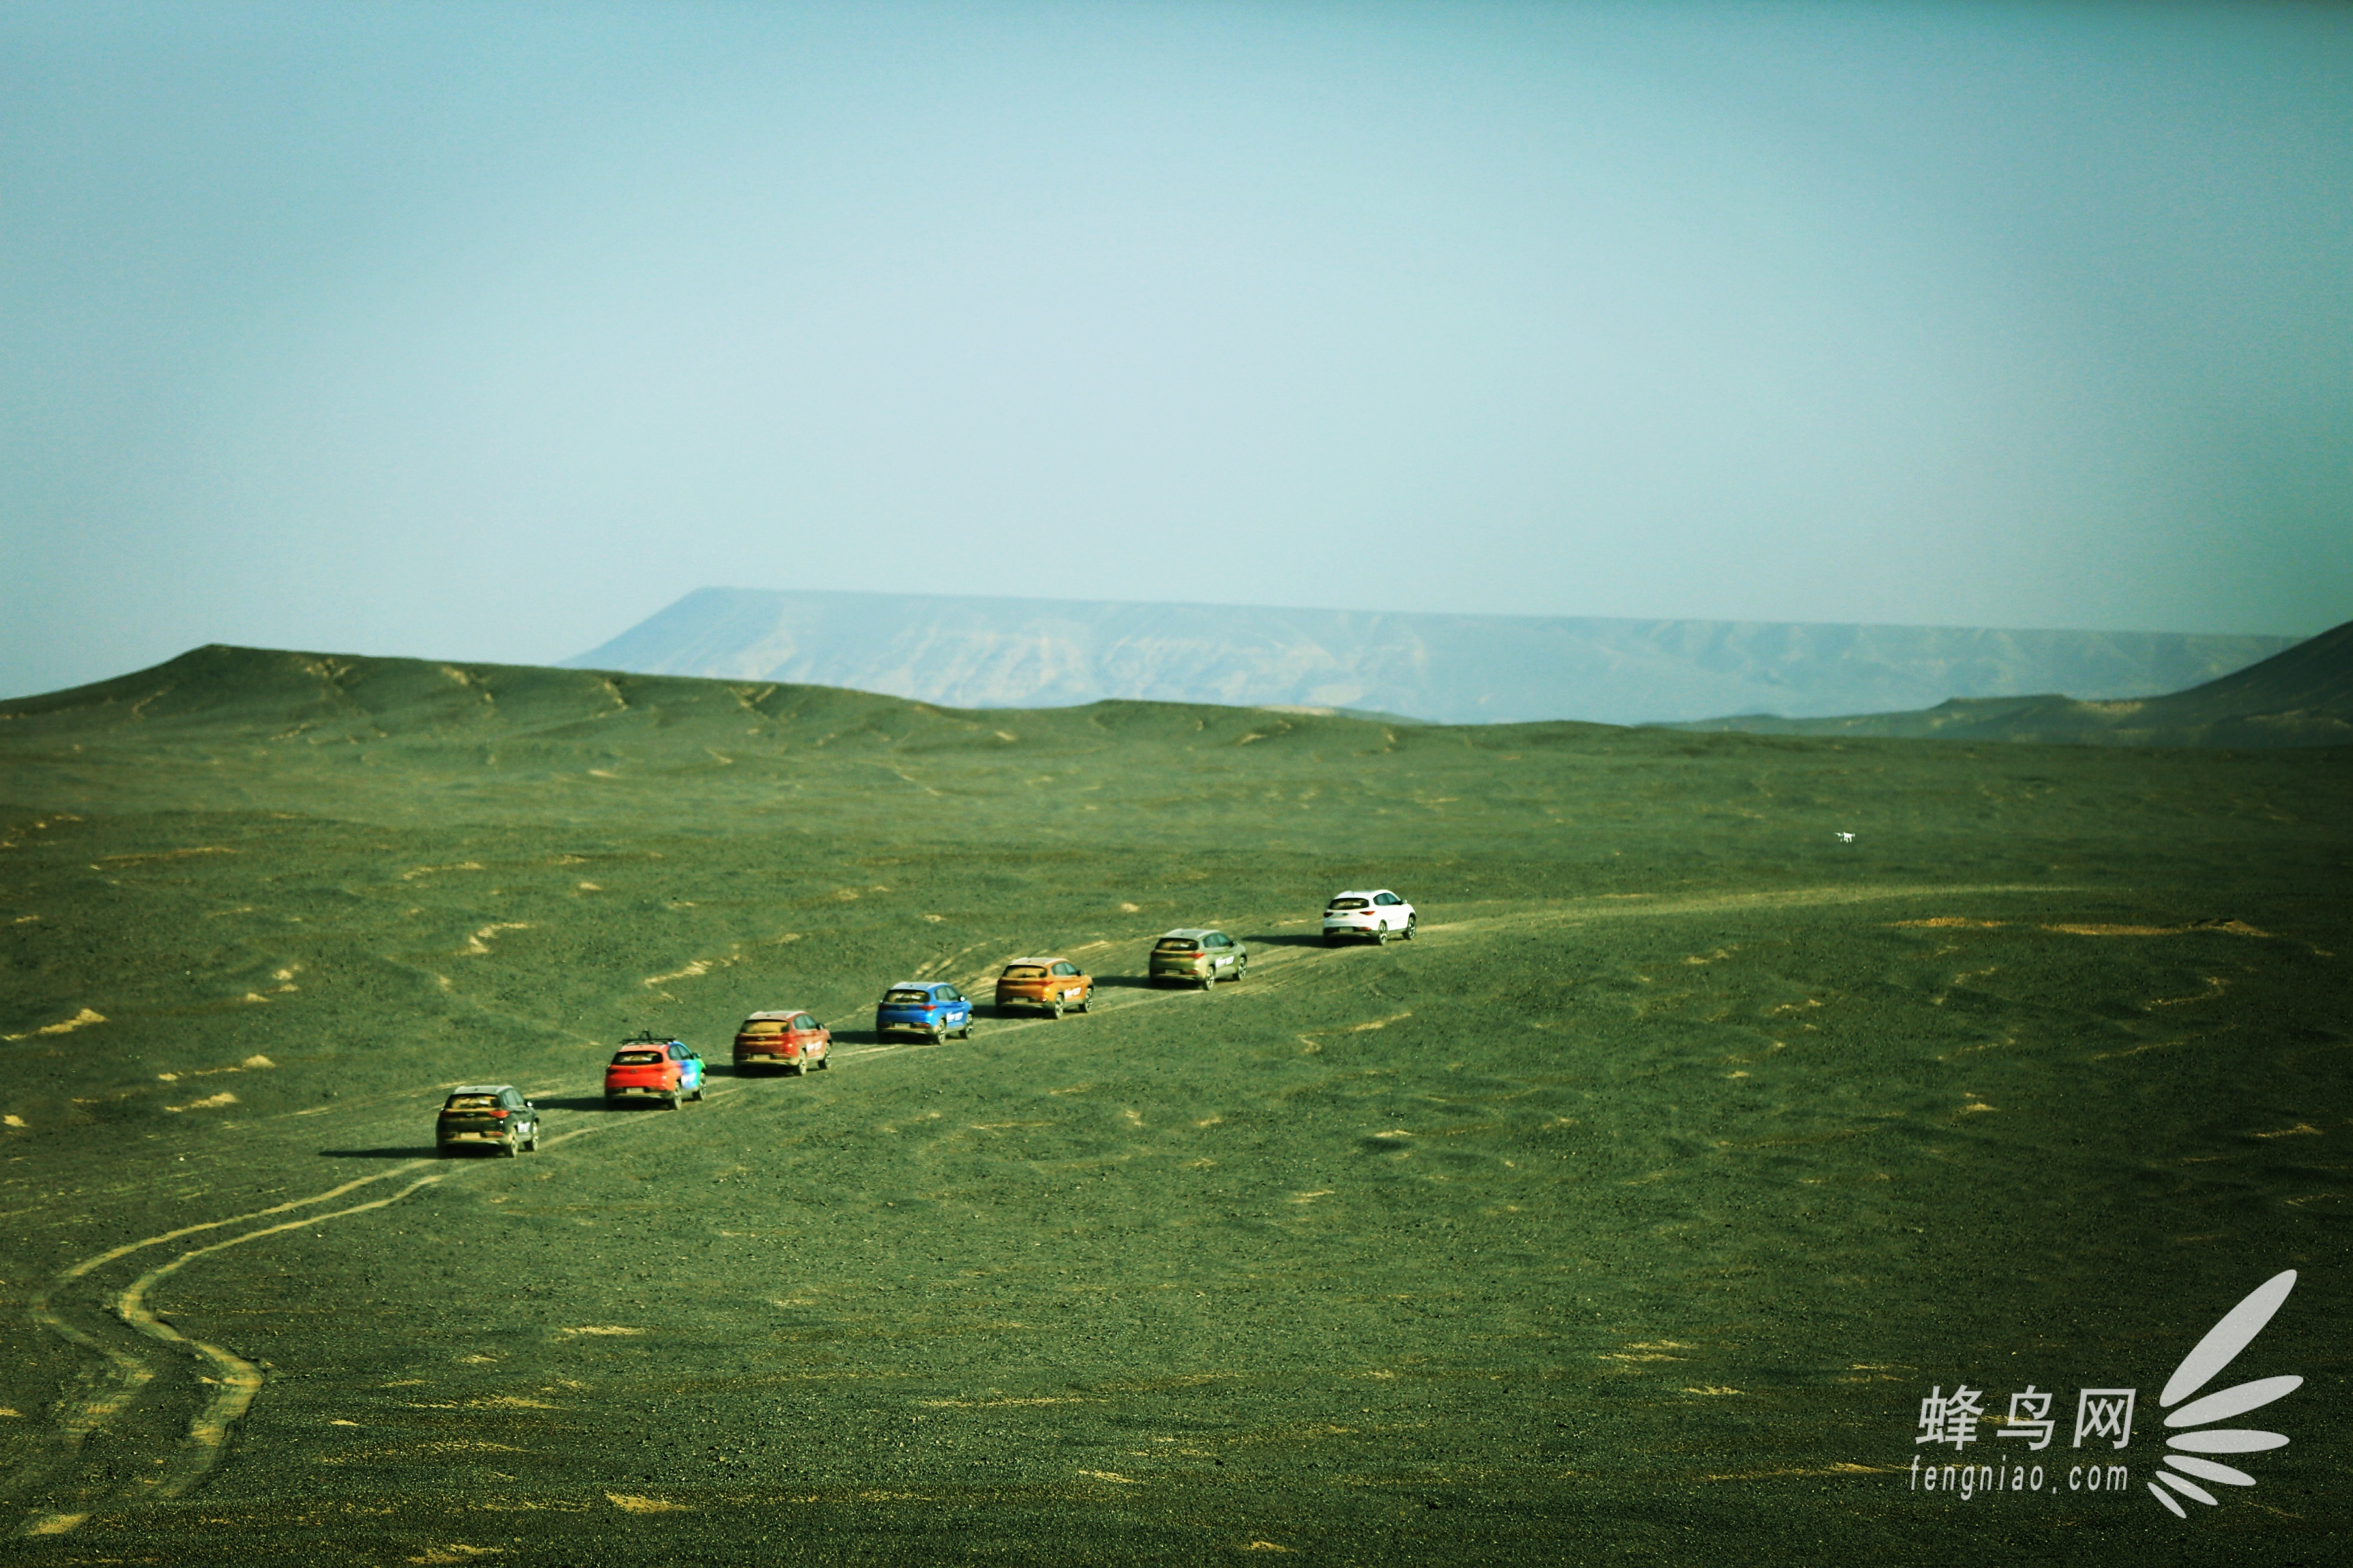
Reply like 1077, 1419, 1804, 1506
1149, 928, 1247, 989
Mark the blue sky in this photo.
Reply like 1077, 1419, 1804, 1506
3, 1, 2347, 697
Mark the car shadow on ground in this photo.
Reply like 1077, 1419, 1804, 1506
529, 1094, 645, 1112
1091, 975, 1168, 990
317, 1145, 440, 1159
1246, 933, 1337, 948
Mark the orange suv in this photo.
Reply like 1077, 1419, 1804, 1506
994, 957, 1093, 1018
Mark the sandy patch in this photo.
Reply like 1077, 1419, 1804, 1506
459, 923, 532, 956
92, 847, 235, 867
2044, 920, 2271, 938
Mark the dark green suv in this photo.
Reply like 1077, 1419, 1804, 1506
436, 1084, 541, 1157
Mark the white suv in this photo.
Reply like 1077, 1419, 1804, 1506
1322, 889, 1415, 945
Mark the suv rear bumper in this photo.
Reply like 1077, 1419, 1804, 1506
996, 987, 1084, 1009
438, 1129, 523, 1149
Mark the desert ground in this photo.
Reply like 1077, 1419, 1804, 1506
1, 648, 2345, 1564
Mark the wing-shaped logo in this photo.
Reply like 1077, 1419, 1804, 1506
2147, 1269, 2301, 1518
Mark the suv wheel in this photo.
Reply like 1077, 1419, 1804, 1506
1404, 916, 1416, 940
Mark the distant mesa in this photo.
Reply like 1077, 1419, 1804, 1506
563, 587, 2301, 730
1666, 617, 2353, 749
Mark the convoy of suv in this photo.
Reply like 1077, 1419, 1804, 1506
452, 890, 1411, 1141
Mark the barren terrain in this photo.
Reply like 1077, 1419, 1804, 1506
1, 649, 2346, 1563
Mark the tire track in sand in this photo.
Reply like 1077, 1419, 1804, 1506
13, 1163, 437, 1537
1419, 882, 2081, 938
102, 1175, 446, 1510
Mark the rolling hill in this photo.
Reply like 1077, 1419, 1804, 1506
1670, 616, 2353, 747
559, 586, 2298, 726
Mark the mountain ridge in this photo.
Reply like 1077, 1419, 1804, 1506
559, 587, 2299, 727
1667, 618, 2353, 748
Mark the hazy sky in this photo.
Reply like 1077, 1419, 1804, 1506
3, 1, 2347, 697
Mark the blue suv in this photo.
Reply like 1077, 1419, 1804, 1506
876, 981, 973, 1042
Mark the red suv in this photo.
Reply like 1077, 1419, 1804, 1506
603, 1034, 706, 1108
733, 1010, 832, 1073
